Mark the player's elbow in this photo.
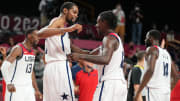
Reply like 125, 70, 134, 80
102, 57, 111, 65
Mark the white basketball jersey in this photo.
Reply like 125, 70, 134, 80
98, 33, 126, 82
45, 32, 71, 63
145, 46, 171, 93
8, 43, 35, 85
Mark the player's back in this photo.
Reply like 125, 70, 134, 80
8, 43, 35, 85
45, 32, 71, 63
99, 33, 126, 82
145, 46, 171, 93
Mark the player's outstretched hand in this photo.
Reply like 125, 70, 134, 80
7, 84, 16, 92
35, 90, 43, 100
71, 53, 80, 61
0, 47, 6, 56
64, 24, 82, 33
67, 53, 80, 62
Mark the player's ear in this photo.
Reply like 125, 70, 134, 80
63, 8, 68, 14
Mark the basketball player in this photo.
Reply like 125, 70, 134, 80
0, 29, 42, 101
36, 2, 90, 101
69, 11, 127, 101
134, 29, 180, 101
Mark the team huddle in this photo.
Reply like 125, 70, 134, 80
0, 1, 179, 101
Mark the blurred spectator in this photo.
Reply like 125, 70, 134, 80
127, 51, 146, 101
161, 24, 170, 40
124, 41, 137, 64
113, 3, 126, 42
71, 60, 98, 101
39, 0, 49, 27
161, 24, 169, 34
166, 29, 175, 42
8, 37, 15, 47
38, 0, 58, 27
129, 4, 143, 45
151, 22, 157, 30
6, 37, 16, 54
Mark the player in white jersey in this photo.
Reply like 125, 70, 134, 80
69, 11, 127, 101
134, 29, 180, 101
0, 29, 42, 101
36, 2, 94, 101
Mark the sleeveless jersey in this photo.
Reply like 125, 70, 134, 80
8, 43, 35, 85
145, 46, 171, 93
45, 32, 71, 63
98, 33, 126, 82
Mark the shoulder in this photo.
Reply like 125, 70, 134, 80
48, 17, 62, 28
8, 44, 22, 57
103, 34, 119, 44
11, 44, 22, 53
146, 46, 159, 54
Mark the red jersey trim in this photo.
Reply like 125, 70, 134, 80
18, 43, 34, 55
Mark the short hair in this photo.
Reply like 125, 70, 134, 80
99, 11, 117, 30
136, 51, 146, 61
148, 29, 161, 40
60, 2, 77, 13
25, 28, 35, 37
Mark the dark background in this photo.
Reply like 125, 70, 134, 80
0, 0, 179, 34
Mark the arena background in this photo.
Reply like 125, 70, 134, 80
0, 0, 180, 101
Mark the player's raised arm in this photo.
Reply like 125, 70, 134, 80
37, 18, 82, 39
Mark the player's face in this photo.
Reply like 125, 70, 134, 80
30, 31, 39, 48
66, 6, 79, 25
96, 16, 106, 35
145, 32, 152, 47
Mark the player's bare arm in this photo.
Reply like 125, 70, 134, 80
71, 40, 90, 54
6, 46, 22, 63
70, 35, 118, 65
32, 71, 43, 99
134, 47, 158, 101
37, 18, 82, 39
0, 47, 7, 61
134, 84, 143, 101
70, 40, 101, 55
1, 46, 22, 92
